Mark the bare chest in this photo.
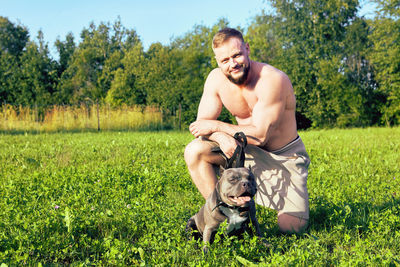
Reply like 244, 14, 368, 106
219, 87, 258, 120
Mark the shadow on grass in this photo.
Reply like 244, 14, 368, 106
309, 195, 400, 234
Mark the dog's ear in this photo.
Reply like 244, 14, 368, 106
219, 165, 226, 176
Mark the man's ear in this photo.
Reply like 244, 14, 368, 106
245, 43, 250, 54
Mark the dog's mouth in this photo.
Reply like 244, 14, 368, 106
228, 192, 252, 205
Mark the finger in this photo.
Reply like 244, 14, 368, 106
225, 151, 233, 158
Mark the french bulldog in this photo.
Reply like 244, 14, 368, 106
186, 166, 261, 252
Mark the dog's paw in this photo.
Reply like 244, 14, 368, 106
185, 217, 196, 233
202, 245, 209, 254
185, 217, 202, 241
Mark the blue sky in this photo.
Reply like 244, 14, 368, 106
2, 0, 376, 57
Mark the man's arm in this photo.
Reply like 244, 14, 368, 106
195, 69, 223, 121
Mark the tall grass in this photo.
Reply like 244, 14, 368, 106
0, 104, 166, 132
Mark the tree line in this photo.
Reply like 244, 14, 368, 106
1, 0, 399, 128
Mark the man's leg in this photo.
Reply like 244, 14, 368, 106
277, 213, 308, 234
184, 138, 226, 199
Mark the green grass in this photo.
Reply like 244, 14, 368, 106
0, 128, 399, 265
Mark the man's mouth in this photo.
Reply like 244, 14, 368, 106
230, 66, 242, 74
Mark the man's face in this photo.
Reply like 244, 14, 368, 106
213, 37, 251, 85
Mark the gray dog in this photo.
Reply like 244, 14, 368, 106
186, 166, 261, 252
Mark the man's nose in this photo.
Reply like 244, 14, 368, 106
229, 58, 238, 68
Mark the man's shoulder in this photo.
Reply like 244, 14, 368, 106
208, 67, 225, 79
205, 68, 226, 89
252, 62, 293, 96
256, 62, 288, 81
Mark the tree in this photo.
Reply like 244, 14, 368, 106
54, 33, 76, 104
246, 12, 280, 64
16, 31, 57, 111
59, 19, 140, 106
342, 17, 381, 126
106, 42, 146, 106
0, 16, 29, 57
259, 0, 373, 128
0, 17, 29, 104
0, 52, 20, 104
142, 42, 178, 108
55, 32, 76, 75
368, 0, 400, 125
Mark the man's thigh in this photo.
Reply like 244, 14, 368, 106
245, 143, 310, 220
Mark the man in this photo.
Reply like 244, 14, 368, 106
184, 28, 310, 233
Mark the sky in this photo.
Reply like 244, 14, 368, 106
2, 0, 377, 57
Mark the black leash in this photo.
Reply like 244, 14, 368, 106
210, 132, 250, 213
211, 132, 247, 169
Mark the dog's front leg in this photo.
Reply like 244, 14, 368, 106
249, 201, 261, 237
202, 225, 217, 253
250, 214, 261, 237
249, 204, 271, 247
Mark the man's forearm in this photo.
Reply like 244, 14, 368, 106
212, 120, 267, 146
206, 131, 229, 144
191, 118, 269, 146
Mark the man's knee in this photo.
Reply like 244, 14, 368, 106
277, 213, 308, 234
184, 138, 208, 166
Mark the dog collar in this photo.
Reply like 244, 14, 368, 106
213, 201, 250, 213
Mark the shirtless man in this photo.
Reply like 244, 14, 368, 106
184, 28, 310, 233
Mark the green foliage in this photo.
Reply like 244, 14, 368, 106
368, 0, 400, 125
260, 0, 381, 128
54, 33, 76, 75
58, 18, 141, 106
106, 43, 146, 106
246, 12, 279, 64
0, 16, 29, 57
17, 32, 57, 108
0, 128, 399, 265
0, 16, 29, 104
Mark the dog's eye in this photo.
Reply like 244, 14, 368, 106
229, 176, 240, 183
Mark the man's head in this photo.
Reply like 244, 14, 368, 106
212, 28, 245, 49
212, 28, 251, 85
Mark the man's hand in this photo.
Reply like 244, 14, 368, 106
189, 120, 219, 138
210, 132, 239, 159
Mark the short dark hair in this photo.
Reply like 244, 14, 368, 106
212, 28, 245, 48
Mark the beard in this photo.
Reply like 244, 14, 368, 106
226, 61, 251, 85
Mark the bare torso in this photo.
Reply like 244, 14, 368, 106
214, 61, 298, 151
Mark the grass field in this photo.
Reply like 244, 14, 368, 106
0, 127, 399, 265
